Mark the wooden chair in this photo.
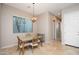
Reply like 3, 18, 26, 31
30, 36, 40, 53
37, 33, 45, 46
17, 36, 29, 55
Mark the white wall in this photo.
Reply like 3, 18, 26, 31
0, 4, 35, 48
37, 12, 53, 43
33, 21, 37, 34
62, 5, 79, 47
0, 4, 1, 48
37, 12, 49, 43
48, 12, 54, 40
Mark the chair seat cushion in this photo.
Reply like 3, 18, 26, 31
19, 43, 30, 48
29, 43, 38, 46
37, 40, 40, 42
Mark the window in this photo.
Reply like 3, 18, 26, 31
13, 16, 32, 33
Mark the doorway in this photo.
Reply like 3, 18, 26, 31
52, 16, 61, 42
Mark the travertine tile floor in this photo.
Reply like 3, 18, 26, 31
0, 40, 79, 55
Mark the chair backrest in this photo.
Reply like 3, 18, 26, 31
37, 33, 45, 42
32, 36, 39, 44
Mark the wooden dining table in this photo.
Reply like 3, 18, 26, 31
17, 34, 42, 54
18, 34, 42, 46
17, 34, 43, 54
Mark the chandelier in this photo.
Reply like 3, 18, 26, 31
32, 3, 37, 23
52, 12, 61, 22
52, 16, 61, 22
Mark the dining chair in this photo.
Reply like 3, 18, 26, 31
37, 33, 45, 46
17, 36, 30, 55
30, 36, 40, 53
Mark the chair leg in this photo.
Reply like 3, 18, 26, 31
17, 46, 19, 51
19, 42, 25, 55
32, 46, 34, 53
19, 48, 24, 55
22, 47, 24, 55
41, 42, 43, 46
19, 48, 21, 55
22, 42, 25, 55
39, 41, 43, 46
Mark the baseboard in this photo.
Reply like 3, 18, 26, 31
1, 43, 17, 49
65, 44, 79, 48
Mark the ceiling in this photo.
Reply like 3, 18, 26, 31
4, 3, 77, 16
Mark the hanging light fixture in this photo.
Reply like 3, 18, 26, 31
52, 16, 61, 22
32, 3, 37, 23
52, 16, 57, 22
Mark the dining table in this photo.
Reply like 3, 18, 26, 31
17, 34, 43, 54
18, 34, 42, 47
